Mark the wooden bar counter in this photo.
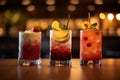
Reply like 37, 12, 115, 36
0, 59, 120, 80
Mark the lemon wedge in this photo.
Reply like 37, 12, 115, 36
54, 33, 70, 43
53, 30, 69, 38
81, 21, 91, 29
53, 30, 70, 43
52, 21, 61, 31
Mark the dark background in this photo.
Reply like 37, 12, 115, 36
0, 0, 120, 58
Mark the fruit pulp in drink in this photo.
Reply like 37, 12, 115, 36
80, 29, 102, 62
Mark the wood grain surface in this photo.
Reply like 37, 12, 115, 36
0, 59, 120, 80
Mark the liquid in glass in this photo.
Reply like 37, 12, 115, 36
18, 31, 41, 66
80, 29, 102, 65
50, 30, 72, 66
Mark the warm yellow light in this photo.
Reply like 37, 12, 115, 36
27, 5, 35, 11
118, 0, 120, 4
94, 0, 103, 5
99, 13, 105, 19
107, 13, 114, 20
70, 0, 79, 5
12, 12, 20, 23
67, 5, 76, 11
40, 22, 48, 30
0, 27, 4, 36
0, 0, 6, 5
47, 6, 56, 11
117, 28, 120, 36
46, 0, 55, 5
22, 0, 31, 5
116, 13, 120, 20
88, 5, 95, 11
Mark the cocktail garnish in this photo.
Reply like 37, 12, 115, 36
53, 30, 70, 43
61, 24, 67, 30
81, 21, 91, 29
84, 37, 88, 41
52, 21, 61, 31
81, 21, 97, 29
66, 14, 70, 29
32, 26, 40, 32
91, 23, 97, 29
52, 15, 70, 30
52, 21, 70, 42
51, 15, 71, 42
87, 43, 92, 47
81, 12, 97, 30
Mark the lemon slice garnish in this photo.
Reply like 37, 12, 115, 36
52, 21, 61, 31
81, 21, 91, 29
53, 30, 69, 38
53, 30, 70, 43
54, 33, 70, 43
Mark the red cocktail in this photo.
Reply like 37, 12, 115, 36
50, 30, 72, 66
18, 31, 41, 66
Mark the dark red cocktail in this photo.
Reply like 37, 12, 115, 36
50, 30, 72, 66
18, 31, 41, 66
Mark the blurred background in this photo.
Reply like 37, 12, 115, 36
0, 0, 120, 58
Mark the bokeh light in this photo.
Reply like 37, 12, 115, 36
107, 13, 114, 20
116, 13, 120, 20
99, 13, 105, 19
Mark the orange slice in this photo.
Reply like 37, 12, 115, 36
81, 21, 91, 29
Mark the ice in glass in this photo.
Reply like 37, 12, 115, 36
50, 21, 72, 66
80, 22, 102, 65
18, 26, 41, 66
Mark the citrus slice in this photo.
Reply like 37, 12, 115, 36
53, 30, 70, 43
52, 21, 61, 31
81, 21, 91, 29
54, 33, 70, 43
53, 30, 69, 38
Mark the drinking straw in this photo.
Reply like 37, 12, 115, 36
88, 12, 91, 23
66, 14, 70, 28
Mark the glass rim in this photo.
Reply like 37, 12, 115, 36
50, 30, 72, 31
19, 31, 41, 33
80, 29, 102, 32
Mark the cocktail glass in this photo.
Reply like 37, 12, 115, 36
50, 30, 72, 66
18, 31, 41, 66
80, 29, 102, 65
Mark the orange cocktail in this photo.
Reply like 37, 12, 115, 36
80, 22, 102, 65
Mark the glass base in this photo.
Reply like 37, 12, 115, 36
18, 59, 41, 66
50, 60, 72, 66
80, 59, 101, 66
